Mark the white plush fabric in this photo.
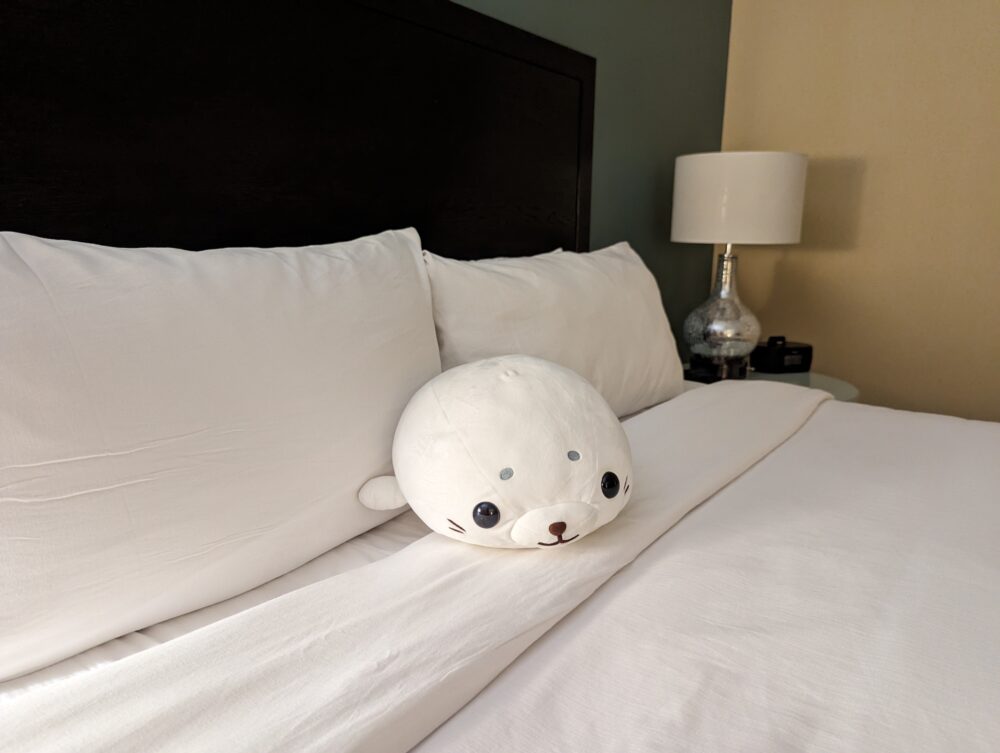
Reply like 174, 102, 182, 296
361, 355, 633, 548
0, 228, 440, 682
423, 243, 684, 417
0, 382, 828, 753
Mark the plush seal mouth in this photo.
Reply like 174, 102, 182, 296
538, 534, 579, 547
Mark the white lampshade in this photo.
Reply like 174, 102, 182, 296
671, 151, 807, 244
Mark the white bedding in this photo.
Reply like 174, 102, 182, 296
420, 400, 1000, 752
0, 382, 826, 752
3, 382, 998, 752
0, 512, 430, 699
1, 383, 703, 699
0, 228, 441, 680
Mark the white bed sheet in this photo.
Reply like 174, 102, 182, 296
0, 511, 430, 698
418, 400, 1000, 752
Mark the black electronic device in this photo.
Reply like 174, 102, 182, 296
751, 336, 813, 374
684, 354, 750, 383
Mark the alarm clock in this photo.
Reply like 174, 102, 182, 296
751, 336, 813, 374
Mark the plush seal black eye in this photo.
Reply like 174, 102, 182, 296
601, 472, 620, 499
472, 501, 501, 528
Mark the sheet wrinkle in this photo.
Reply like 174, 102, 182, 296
0, 476, 156, 504
0, 427, 249, 472
161, 525, 284, 564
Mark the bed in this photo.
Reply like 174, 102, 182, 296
1, 2, 998, 752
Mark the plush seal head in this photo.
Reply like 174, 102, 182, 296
360, 355, 633, 548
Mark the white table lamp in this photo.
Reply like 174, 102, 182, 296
671, 151, 807, 378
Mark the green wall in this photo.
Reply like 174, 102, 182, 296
453, 0, 732, 347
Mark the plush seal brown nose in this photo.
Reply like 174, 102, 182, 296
548, 521, 567, 537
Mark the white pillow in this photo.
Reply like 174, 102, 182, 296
0, 228, 440, 681
423, 242, 683, 417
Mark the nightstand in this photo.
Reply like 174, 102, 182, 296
748, 371, 859, 402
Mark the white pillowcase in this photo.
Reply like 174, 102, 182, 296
0, 228, 440, 681
424, 243, 684, 417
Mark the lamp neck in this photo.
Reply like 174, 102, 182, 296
714, 244, 741, 300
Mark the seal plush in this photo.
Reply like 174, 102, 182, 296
359, 355, 633, 549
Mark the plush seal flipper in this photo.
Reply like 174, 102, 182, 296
359, 475, 408, 511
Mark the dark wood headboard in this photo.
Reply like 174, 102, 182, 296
0, 0, 594, 257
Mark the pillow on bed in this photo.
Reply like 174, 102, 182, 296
0, 228, 440, 682
423, 243, 683, 417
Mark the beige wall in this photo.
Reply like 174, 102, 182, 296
722, 0, 1000, 421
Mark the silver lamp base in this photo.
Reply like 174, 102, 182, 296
683, 244, 761, 379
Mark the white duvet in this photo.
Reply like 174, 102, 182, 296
421, 394, 1000, 752
3, 381, 999, 752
